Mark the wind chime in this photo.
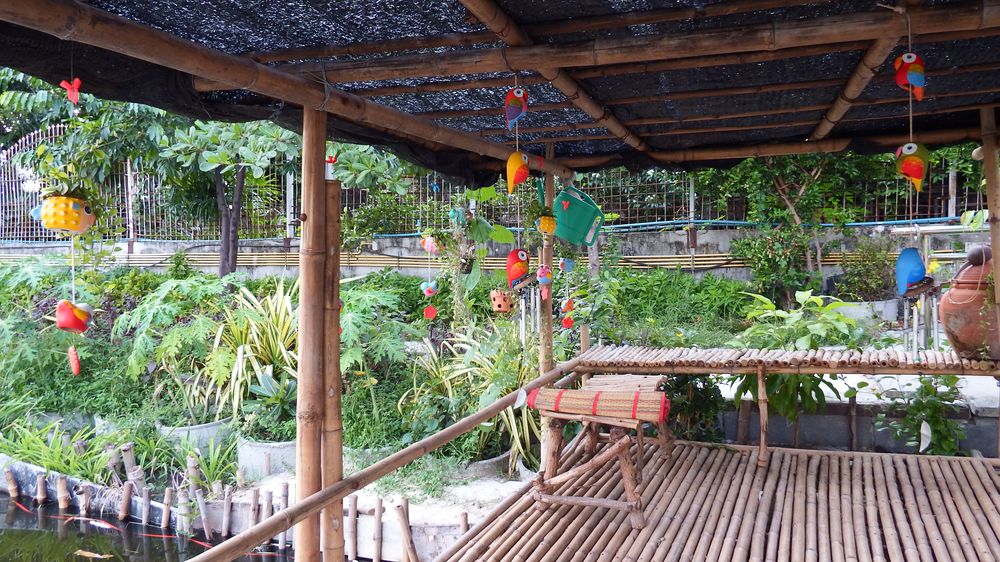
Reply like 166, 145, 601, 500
888, 9, 939, 355
420, 234, 439, 320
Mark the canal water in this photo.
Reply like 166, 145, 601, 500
0, 496, 290, 561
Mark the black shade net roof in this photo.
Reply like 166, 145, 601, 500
1, 0, 999, 184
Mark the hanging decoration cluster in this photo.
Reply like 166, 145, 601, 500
503, 79, 533, 194
891, 12, 929, 193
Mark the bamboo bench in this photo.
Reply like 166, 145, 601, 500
526, 386, 675, 530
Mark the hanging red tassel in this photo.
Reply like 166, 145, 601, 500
67, 346, 81, 376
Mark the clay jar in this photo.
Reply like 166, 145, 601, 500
939, 246, 1000, 359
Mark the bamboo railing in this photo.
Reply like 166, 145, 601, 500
184, 357, 582, 562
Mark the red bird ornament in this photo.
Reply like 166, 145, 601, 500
504, 87, 529, 130
60, 77, 82, 105
56, 299, 93, 334
506, 248, 530, 289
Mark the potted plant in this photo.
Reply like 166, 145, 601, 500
153, 364, 233, 449
236, 371, 297, 480
835, 237, 897, 323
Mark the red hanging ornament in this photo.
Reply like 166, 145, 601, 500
59, 77, 82, 105
67, 346, 81, 376
561, 316, 574, 329
424, 305, 438, 320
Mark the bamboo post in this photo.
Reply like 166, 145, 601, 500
261, 490, 273, 541
4, 468, 17, 498
121, 442, 137, 472
218, 485, 232, 538
80, 485, 91, 517
757, 365, 769, 467
373, 497, 383, 562
347, 495, 358, 561
177, 490, 190, 535
56, 475, 70, 511
196, 489, 212, 540
186, 455, 200, 500
460, 512, 469, 534
160, 488, 173, 530
249, 487, 260, 527
540, 143, 555, 374
402, 497, 411, 562
141, 486, 151, 526
119, 482, 134, 521
277, 483, 289, 550
298, 106, 328, 562
34, 474, 46, 505
396, 503, 420, 562
322, 170, 345, 560
983, 107, 1000, 459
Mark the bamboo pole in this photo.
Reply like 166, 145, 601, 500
373, 497, 383, 562
396, 504, 420, 562
221, 485, 233, 538
982, 108, 1000, 409
34, 474, 46, 505
757, 366, 769, 467
321, 171, 345, 560
539, 143, 555, 374
898, 457, 950, 561
347, 495, 358, 561
56, 475, 70, 511
0, 0, 574, 180
141, 486, 151, 526
277, 483, 289, 550
248, 488, 260, 528
4, 469, 17, 498
282, 2, 1000, 81
161, 488, 173, 530
117, 482, 133, 522
296, 106, 327, 562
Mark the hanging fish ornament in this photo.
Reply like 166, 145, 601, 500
506, 248, 530, 289
893, 52, 926, 101
506, 152, 530, 194
561, 299, 575, 313
60, 77, 82, 105
420, 280, 438, 297
56, 299, 93, 334
559, 257, 575, 273
67, 346, 81, 376
895, 142, 929, 192
537, 210, 556, 235
504, 87, 529, 130
536, 265, 553, 300
32, 196, 96, 235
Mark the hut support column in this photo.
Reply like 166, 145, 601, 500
322, 175, 345, 559
296, 107, 328, 562
540, 143, 555, 374
757, 366, 769, 468
982, 107, 1000, 458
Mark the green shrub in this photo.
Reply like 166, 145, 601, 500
837, 236, 896, 301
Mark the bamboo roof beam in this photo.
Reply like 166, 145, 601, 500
0, 0, 574, 179
513, 102, 1000, 146
248, 0, 832, 64
422, 60, 1000, 121
279, 1, 1000, 83
648, 127, 980, 163
811, 37, 901, 140
457, 0, 649, 152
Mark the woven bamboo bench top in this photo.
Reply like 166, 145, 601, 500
574, 345, 1000, 377
440, 440, 1000, 562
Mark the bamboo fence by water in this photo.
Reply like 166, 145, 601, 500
437, 439, 1000, 562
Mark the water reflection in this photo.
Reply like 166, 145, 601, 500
0, 496, 290, 561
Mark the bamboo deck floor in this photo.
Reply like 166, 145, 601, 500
438, 440, 1000, 562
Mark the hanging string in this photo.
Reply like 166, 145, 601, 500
70, 235, 76, 303
905, 11, 914, 143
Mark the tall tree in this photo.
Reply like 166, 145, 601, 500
158, 121, 300, 277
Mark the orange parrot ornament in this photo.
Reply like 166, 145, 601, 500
504, 87, 528, 130
506, 248, 530, 289
895, 142, 929, 192
55, 299, 93, 334
506, 152, 530, 194
894, 52, 926, 101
